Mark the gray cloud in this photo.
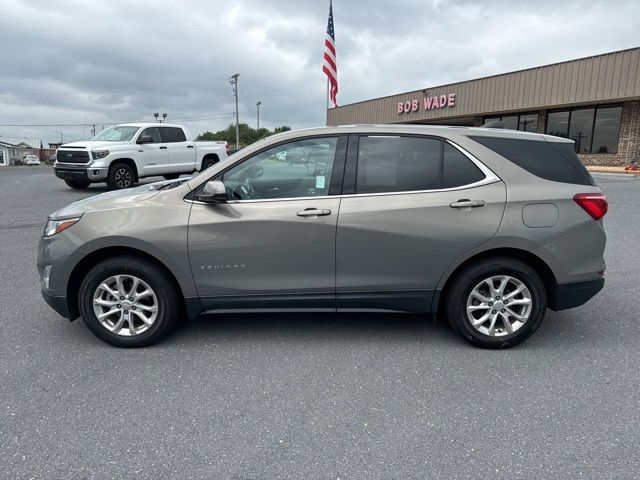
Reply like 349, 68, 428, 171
0, 0, 637, 145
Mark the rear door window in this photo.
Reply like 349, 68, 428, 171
355, 136, 441, 194
470, 136, 594, 186
160, 127, 187, 143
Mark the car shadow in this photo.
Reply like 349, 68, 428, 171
166, 312, 462, 347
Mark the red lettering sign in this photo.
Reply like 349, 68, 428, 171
398, 93, 457, 114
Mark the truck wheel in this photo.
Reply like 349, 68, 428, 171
107, 163, 135, 190
163, 174, 180, 180
78, 255, 181, 347
201, 157, 218, 170
444, 257, 546, 349
64, 179, 91, 189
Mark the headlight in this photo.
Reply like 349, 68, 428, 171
92, 150, 109, 159
43, 217, 81, 237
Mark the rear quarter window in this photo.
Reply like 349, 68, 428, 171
442, 143, 485, 188
470, 136, 594, 186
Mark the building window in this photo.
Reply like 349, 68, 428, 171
483, 113, 538, 132
546, 111, 570, 138
569, 108, 595, 154
546, 105, 622, 154
592, 106, 623, 154
518, 113, 538, 133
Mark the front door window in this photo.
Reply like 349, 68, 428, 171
222, 137, 338, 200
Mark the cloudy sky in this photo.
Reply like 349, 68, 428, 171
0, 0, 637, 145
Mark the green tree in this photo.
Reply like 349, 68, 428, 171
196, 124, 292, 146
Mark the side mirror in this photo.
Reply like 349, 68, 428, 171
196, 180, 227, 203
137, 135, 153, 144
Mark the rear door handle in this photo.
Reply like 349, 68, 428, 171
187, 145, 194, 149
159, 146, 167, 150
450, 199, 486, 209
297, 208, 331, 217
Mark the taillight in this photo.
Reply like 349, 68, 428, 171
573, 193, 608, 220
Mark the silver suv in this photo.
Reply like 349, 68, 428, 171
37, 125, 607, 348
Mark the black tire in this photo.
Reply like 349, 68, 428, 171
163, 174, 180, 180
78, 255, 181, 347
444, 256, 547, 349
64, 179, 91, 189
201, 157, 218, 171
107, 162, 135, 190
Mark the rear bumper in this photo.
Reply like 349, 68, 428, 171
549, 277, 605, 311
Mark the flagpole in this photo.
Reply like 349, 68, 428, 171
325, 78, 330, 125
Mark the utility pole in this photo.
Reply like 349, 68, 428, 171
229, 73, 240, 149
256, 101, 261, 135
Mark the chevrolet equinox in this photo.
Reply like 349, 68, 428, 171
37, 125, 607, 348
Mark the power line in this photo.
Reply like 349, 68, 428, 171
0, 112, 237, 128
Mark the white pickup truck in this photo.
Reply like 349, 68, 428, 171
53, 123, 227, 189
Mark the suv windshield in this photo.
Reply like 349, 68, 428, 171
92, 126, 140, 142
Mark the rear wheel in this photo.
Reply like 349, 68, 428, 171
78, 255, 181, 347
64, 179, 91, 189
107, 162, 135, 190
444, 257, 546, 349
201, 157, 218, 170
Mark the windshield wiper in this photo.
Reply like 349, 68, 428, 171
156, 179, 187, 190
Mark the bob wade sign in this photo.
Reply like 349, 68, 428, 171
397, 93, 456, 114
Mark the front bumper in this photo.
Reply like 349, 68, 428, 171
41, 288, 72, 319
54, 165, 108, 182
549, 277, 605, 311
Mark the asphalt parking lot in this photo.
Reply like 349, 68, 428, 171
1, 167, 639, 479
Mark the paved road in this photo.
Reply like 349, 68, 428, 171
1, 168, 639, 479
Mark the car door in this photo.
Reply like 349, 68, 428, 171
161, 126, 195, 173
335, 134, 506, 312
188, 135, 347, 311
136, 127, 167, 176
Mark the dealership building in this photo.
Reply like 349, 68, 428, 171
327, 47, 640, 166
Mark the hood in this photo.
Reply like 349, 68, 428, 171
49, 178, 190, 220
59, 140, 118, 150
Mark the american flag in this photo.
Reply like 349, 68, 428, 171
322, 0, 338, 108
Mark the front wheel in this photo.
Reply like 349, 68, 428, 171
107, 162, 135, 190
64, 179, 91, 189
444, 257, 547, 349
78, 256, 181, 347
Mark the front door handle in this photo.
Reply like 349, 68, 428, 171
159, 146, 167, 150
450, 199, 486, 209
297, 208, 331, 217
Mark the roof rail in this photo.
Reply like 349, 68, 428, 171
481, 121, 505, 129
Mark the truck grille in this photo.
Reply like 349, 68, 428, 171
56, 150, 90, 164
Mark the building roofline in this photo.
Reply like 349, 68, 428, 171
331, 46, 640, 110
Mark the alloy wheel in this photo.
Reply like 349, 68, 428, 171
114, 168, 132, 188
465, 275, 533, 337
92, 274, 158, 336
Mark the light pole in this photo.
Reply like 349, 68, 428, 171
256, 101, 261, 135
51, 130, 63, 144
229, 74, 240, 149
154, 113, 168, 123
